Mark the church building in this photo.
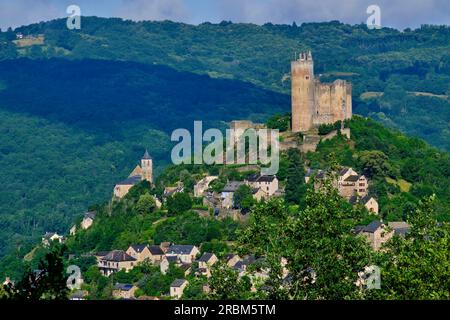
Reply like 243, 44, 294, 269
113, 150, 153, 199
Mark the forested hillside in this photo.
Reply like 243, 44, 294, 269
0, 17, 449, 263
1, 18, 449, 149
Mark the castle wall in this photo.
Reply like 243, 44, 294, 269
291, 52, 352, 132
291, 56, 314, 132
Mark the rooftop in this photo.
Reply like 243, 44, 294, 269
364, 220, 382, 233
102, 250, 136, 262
198, 252, 215, 262
142, 150, 152, 160
114, 283, 134, 291
116, 175, 142, 186
171, 279, 187, 288
148, 245, 164, 255
167, 245, 196, 255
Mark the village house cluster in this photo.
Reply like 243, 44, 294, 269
307, 167, 379, 215
93, 242, 275, 300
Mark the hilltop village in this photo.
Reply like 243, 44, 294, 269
29, 53, 413, 300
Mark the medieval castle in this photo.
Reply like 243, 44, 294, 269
291, 51, 352, 132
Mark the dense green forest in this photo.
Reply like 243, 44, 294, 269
0, 17, 449, 266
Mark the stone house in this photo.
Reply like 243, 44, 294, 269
113, 283, 138, 299
126, 244, 164, 264
245, 174, 279, 196
354, 221, 394, 251
71, 211, 97, 235
98, 250, 137, 276
349, 195, 379, 215
94, 251, 110, 263
170, 279, 189, 299
338, 168, 368, 198
42, 232, 64, 246
224, 254, 240, 268
196, 253, 218, 278
314, 167, 369, 199
81, 211, 96, 230
166, 245, 200, 264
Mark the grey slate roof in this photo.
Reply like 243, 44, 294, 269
171, 279, 187, 288
116, 175, 142, 186
257, 175, 277, 182
114, 283, 134, 291
348, 196, 359, 205
167, 245, 196, 255
233, 261, 244, 270
353, 225, 366, 234
43, 232, 56, 239
198, 252, 214, 262
247, 174, 276, 183
142, 150, 152, 160
166, 256, 179, 263
344, 175, 360, 182
95, 251, 110, 257
84, 211, 96, 220
315, 170, 325, 179
148, 245, 164, 255
360, 195, 373, 204
103, 250, 136, 262
364, 221, 382, 233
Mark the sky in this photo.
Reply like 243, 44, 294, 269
0, 0, 449, 31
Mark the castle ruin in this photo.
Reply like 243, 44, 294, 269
291, 51, 352, 132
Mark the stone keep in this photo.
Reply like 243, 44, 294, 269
291, 51, 352, 132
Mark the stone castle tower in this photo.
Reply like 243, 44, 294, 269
141, 150, 153, 183
291, 51, 352, 132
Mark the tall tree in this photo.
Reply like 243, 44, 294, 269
8, 245, 69, 300
284, 149, 306, 205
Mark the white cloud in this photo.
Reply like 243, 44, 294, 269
214, 0, 450, 29
116, 0, 190, 22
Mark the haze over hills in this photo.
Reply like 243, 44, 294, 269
0, 17, 449, 262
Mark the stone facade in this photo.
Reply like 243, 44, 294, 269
113, 150, 153, 199
170, 279, 188, 299
355, 221, 394, 251
291, 51, 352, 132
